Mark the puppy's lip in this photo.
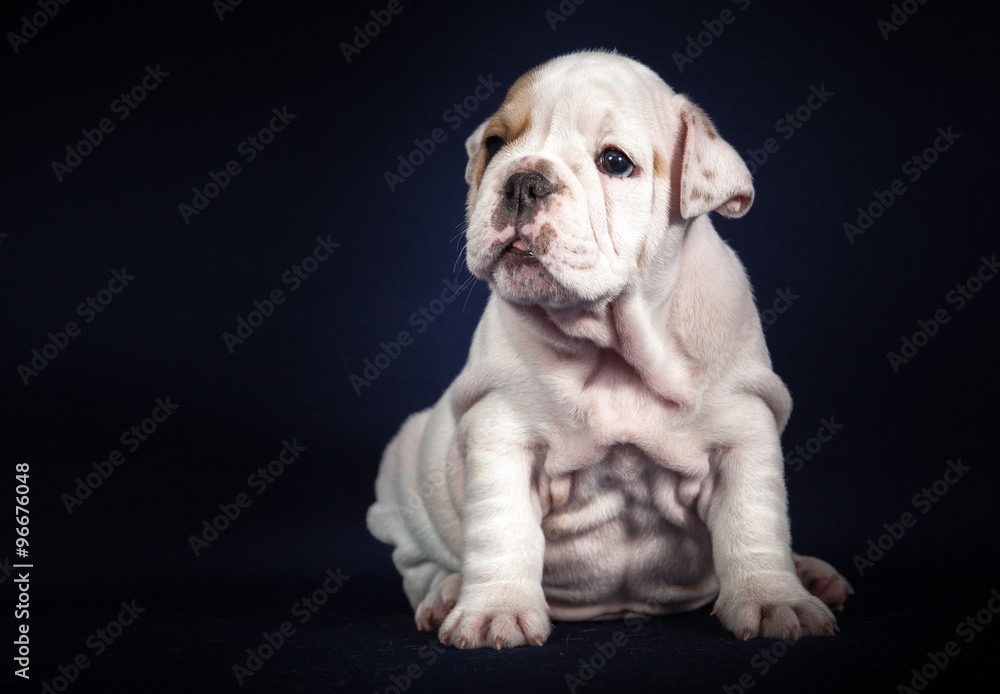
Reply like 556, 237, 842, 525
506, 237, 535, 257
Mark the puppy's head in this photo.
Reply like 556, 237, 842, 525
463, 50, 753, 309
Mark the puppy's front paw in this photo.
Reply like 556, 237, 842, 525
438, 583, 551, 649
713, 582, 838, 640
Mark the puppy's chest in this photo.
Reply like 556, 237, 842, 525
539, 355, 710, 533
545, 349, 690, 458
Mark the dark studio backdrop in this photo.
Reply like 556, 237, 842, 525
2, 0, 997, 692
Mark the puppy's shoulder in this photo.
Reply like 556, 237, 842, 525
670, 217, 791, 426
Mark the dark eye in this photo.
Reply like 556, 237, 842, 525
485, 136, 504, 163
599, 148, 634, 177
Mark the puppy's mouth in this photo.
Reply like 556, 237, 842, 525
504, 236, 537, 259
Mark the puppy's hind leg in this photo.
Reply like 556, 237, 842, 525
386, 542, 460, 630
793, 553, 854, 611
415, 569, 461, 631
369, 408, 463, 628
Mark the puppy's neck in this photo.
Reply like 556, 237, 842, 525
500, 259, 700, 410
515, 301, 620, 351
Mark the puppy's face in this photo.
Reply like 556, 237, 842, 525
462, 51, 753, 309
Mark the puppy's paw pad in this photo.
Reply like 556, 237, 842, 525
416, 572, 461, 631
793, 553, 854, 610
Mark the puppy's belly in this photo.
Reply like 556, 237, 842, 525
540, 452, 718, 620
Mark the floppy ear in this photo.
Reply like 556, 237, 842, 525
464, 119, 489, 186
674, 97, 754, 220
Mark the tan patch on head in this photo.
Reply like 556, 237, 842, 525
701, 169, 715, 179
466, 64, 542, 216
653, 150, 670, 179
487, 67, 538, 146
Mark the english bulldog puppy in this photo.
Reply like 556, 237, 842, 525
367, 50, 852, 649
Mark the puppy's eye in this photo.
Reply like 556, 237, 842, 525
599, 148, 634, 177
485, 136, 504, 163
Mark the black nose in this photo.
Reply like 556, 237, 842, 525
503, 171, 554, 219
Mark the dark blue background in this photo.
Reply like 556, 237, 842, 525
2, 0, 997, 692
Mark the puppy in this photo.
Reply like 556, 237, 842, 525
368, 50, 852, 649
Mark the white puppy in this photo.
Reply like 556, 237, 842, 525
368, 50, 852, 649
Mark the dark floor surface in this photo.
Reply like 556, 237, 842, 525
23, 527, 999, 694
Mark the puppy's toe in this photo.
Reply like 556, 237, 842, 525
415, 572, 461, 631
484, 610, 550, 649
437, 584, 551, 649
715, 581, 839, 640
793, 553, 854, 610
794, 596, 839, 636
759, 604, 803, 640
440, 606, 550, 649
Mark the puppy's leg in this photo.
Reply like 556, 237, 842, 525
706, 400, 838, 640
438, 403, 550, 649
793, 553, 854, 611
370, 408, 463, 619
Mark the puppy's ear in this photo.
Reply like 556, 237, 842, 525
464, 119, 489, 186
673, 97, 753, 220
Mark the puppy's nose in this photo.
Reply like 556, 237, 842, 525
503, 171, 554, 219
